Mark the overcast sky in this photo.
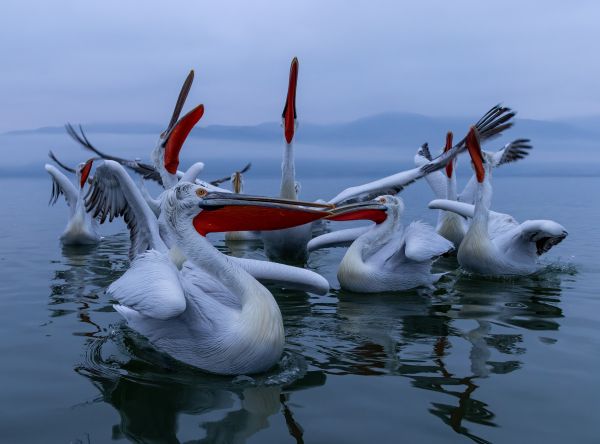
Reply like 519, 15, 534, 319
0, 0, 598, 132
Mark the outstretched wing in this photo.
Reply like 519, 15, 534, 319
210, 162, 253, 186
459, 139, 533, 203
420, 104, 515, 175
307, 226, 371, 252
491, 138, 533, 166
66, 123, 164, 185
85, 160, 164, 260
498, 219, 568, 256
48, 150, 76, 174
329, 105, 515, 205
45, 164, 78, 214
428, 199, 520, 239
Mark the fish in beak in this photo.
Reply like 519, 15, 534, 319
465, 126, 485, 182
161, 70, 205, 174
282, 57, 299, 144
193, 191, 333, 236
326, 201, 388, 224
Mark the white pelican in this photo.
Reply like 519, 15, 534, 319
84, 160, 332, 374
262, 57, 314, 263
429, 128, 567, 276
45, 157, 100, 245
415, 135, 532, 250
326, 196, 453, 292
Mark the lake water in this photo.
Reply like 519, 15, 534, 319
0, 140, 599, 443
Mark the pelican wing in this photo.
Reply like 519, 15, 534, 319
137, 177, 162, 217
180, 162, 205, 183
428, 199, 520, 239
45, 164, 78, 213
229, 257, 330, 295
307, 226, 371, 252
459, 140, 533, 203
85, 160, 163, 259
403, 221, 454, 262
492, 139, 533, 167
414, 145, 447, 199
108, 250, 186, 320
498, 219, 568, 256
330, 105, 515, 205
328, 167, 422, 205
428, 199, 475, 218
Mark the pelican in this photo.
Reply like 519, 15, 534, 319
45, 157, 100, 245
415, 135, 532, 249
261, 57, 314, 263
84, 160, 333, 374
325, 196, 453, 292
429, 128, 567, 276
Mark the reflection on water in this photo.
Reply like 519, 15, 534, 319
332, 266, 567, 443
46, 229, 570, 443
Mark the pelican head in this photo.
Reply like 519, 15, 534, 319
465, 127, 494, 182
164, 182, 333, 236
75, 158, 96, 189
281, 57, 299, 144
152, 70, 204, 186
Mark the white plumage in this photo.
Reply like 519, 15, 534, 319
337, 196, 453, 293
45, 163, 100, 245
428, 129, 567, 276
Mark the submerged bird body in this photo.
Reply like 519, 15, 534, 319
336, 196, 453, 293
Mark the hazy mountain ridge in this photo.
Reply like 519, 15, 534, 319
5, 112, 599, 147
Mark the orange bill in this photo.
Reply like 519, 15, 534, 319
282, 57, 299, 144
164, 104, 204, 174
193, 204, 328, 236
80, 159, 94, 188
465, 126, 485, 182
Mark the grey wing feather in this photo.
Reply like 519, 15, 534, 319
421, 105, 515, 175
85, 161, 162, 260
493, 139, 533, 166
66, 123, 165, 186
45, 164, 78, 209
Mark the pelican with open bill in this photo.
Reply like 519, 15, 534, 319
84, 159, 339, 374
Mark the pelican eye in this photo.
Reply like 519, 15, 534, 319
196, 188, 208, 197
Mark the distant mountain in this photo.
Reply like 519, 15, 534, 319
4, 112, 600, 147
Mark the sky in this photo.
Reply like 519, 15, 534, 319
0, 0, 599, 132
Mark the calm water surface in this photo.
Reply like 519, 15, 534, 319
0, 169, 598, 443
